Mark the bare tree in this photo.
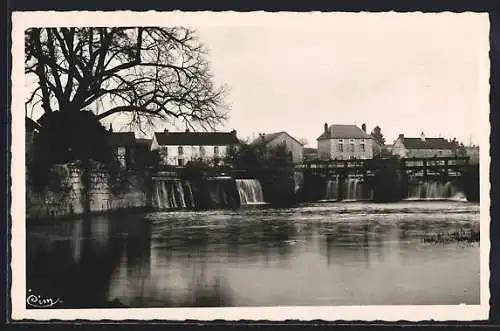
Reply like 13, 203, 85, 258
25, 27, 229, 132
298, 138, 309, 146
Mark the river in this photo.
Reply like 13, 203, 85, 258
26, 200, 480, 308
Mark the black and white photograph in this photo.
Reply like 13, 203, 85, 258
11, 11, 490, 321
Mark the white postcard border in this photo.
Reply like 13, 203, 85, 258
10, 10, 491, 321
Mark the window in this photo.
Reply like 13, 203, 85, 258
160, 147, 168, 165
360, 143, 365, 152
117, 147, 127, 168
178, 158, 184, 166
178, 146, 183, 155
350, 143, 355, 152
214, 146, 219, 155
338, 143, 343, 152
200, 146, 205, 156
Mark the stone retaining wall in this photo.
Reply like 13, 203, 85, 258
26, 163, 149, 219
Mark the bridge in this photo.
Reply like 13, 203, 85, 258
295, 156, 472, 180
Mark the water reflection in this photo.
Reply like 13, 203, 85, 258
26, 201, 480, 308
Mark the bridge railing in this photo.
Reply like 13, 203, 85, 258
295, 156, 471, 171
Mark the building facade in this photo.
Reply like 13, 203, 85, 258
465, 146, 480, 164
108, 131, 136, 169
250, 131, 304, 163
317, 123, 374, 160
151, 130, 240, 167
391, 132, 454, 158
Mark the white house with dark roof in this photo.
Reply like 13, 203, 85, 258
151, 129, 240, 166
317, 123, 374, 160
250, 131, 304, 163
391, 132, 454, 158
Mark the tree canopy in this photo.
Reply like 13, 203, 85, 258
225, 143, 293, 170
370, 125, 385, 146
25, 27, 229, 132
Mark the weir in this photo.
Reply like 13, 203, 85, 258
324, 176, 373, 201
343, 176, 373, 201
152, 179, 189, 210
407, 180, 466, 201
300, 156, 478, 203
324, 178, 340, 201
235, 179, 264, 205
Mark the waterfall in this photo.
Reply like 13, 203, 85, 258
235, 179, 264, 205
184, 181, 195, 208
407, 181, 466, 201
325, 178, 339, 201
342, 177, 373, 201
152, 179, 189, 210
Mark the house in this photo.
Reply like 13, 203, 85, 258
151, 129, 240, 167
250, 131, 304, 163
107, 130, 136, 169
303, 147, 318, 161
391, 132, 454, 158
317, 123, 374, 160
465, 146, 480, 164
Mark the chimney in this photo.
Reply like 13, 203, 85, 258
185, 128, 189, 133
109, 124, 113, 133
164, 128, 168, 133
420, 132, 425, 142
230, 129, 237, 137
324, 123, 328, 133
361, 123, 366, 133
398, 134, 404, 140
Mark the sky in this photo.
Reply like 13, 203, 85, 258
191, 14, 488, 147
24, 13, 489, 148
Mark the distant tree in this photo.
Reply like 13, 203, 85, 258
371, 126, 385, 146
298, 138, 309, 146
25, 27, 228, 133
449, 138, 467, 156
225, 142, 293, 170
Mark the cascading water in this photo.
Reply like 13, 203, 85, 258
152, 179, 189, 210
407, 181, 466, 201
184, 181, 195, 208
324, 178, 340, 201
235, 179, 264, 205
342, 177, 373, 201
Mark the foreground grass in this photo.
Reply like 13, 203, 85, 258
422, 228, 480, 244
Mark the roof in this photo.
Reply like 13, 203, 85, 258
136, 138, 152, 146
317, 125, 371, 140
250, 131, 303, 147
401, 137, 454, 150
108, 132, 136, 147
154, 131, 240, 146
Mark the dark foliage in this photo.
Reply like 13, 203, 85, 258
29, 110, 112, 190
370, 125, 385, 146
33, 110, 111, 166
